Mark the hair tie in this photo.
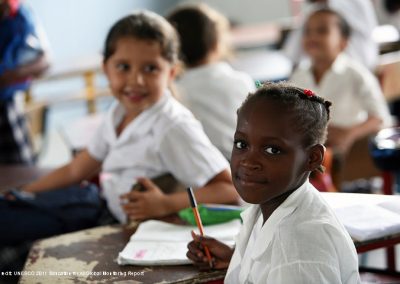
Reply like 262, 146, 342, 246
255, 80, 263, 88
304, 89, 315, 97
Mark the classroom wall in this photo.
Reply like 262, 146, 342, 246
27, 0, 291, 62
27, 0, 181, 61
179, 0, 292, 24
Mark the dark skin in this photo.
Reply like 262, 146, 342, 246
187, 97, 325, 269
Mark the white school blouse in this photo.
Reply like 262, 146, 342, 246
224, 180, 361, 284
87, 91, 229, 223
290, 53, 392, 128
176, 62, 255, 160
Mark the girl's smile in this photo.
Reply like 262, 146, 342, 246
103, 37, 176, 119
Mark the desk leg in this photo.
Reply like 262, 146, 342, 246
382, 171, 393, 195
387, 246, 396, 271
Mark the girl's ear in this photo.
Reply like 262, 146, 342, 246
307, 144, 325, 172
168, 64, 178, 82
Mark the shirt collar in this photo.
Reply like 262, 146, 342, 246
109, 90, 172, 142
235, 180, 310, 260
330, 53, 348, 74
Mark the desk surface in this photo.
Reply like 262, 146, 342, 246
20, 224, 226, 284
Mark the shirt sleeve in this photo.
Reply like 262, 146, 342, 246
158, 119, 229, 188
358, 71, 393, 127
87, 119, 109, 162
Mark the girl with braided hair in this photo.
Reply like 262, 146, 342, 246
186, 82, 360, 284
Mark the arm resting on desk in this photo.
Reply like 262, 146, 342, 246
121, 169, 239, 220
22, 149, 101, 193
327, 116, 382, 154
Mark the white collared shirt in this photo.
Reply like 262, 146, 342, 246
225, 180, 361, 284
176, 62, 255, 160
87, 91, 229, 223
290, 53, 392, 128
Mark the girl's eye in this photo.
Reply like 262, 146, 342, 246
234, 140, 247, 150
265, 147, 281, 155
143, 64, 158, 73
116, 63, 129, 72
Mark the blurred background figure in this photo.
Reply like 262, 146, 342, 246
283, 0, 379, 70
0, 0, 49, 164
168, 4, 255, 160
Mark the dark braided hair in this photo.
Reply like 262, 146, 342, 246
238, 82, 331, 171
103, 10, 179, 64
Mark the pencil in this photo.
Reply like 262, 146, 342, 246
187, 187, 213, 268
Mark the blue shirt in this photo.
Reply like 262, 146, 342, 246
0, 4, 43, 101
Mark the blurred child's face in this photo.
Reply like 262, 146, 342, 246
103, 37, 176, 116
230, 98, 311, 205
303, 12, 347, 62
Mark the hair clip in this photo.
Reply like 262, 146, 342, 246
255, 80, 263, 88
304, 89, 315, 97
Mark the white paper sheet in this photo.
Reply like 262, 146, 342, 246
118, 219, 241, 266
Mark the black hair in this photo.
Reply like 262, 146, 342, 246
309, 7, 351, 39
238, 81, 331, 149
103, 10, 179, 63
384, 0, 400, 14
167, 4, 227, 67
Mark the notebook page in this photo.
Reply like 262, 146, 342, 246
118, 219, 241, 266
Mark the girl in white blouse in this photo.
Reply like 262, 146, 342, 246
187, 82, 360, 284
19, 11, 239, 224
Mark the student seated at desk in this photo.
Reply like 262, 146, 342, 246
290, 8, 392, 158
167, 4, 255, 160
0, 11, 238, 246
187, 82, 361, 284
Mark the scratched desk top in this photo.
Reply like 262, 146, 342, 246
20, 223, 225, 284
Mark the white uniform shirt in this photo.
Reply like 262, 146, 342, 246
225, 180, 361, 284
283, 0, 379, 70
176, 62, 255, 160
87, 91, 229, 223
290, 53, 392, 128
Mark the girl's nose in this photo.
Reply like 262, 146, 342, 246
240, 153, 262, 171
129, 70, 144, 85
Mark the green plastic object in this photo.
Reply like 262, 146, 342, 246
178, 204, 243, 226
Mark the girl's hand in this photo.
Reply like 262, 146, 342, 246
187, 231, 233, 270
120, 177, 170, 221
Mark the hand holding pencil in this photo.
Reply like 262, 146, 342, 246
186, 187, 234, 270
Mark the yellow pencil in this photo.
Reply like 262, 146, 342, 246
187, 187, 213, 268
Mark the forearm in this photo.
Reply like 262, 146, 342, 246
350, 116, 382, 142
15, 53, 50, 79
21, 150, 100, 194
0, 54, 49, 87
21, 164, 81, 193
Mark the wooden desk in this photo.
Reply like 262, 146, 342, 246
20, 224, 226, 284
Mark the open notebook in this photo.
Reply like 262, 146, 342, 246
333, 198, 400, 242
118, 219, 241, 266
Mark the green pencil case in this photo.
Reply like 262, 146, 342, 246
178, 204, 243, 226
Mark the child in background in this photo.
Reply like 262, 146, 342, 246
1, 10, 238, 245
290, 8, 391, 156
0, 0, 49, 164
283, 0, 378, 70
187, 82, 360, 283
167, 4, 255, 160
